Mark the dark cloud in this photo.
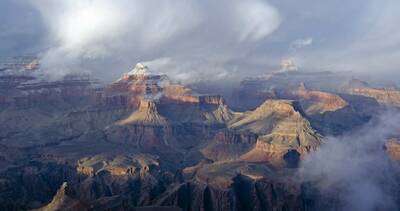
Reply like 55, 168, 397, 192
0, 0, 46, 57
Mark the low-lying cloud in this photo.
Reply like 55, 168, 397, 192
299, 110, 400, 211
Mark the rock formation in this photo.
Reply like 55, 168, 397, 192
291, 83, 348, 115
343, 79, 400, 107
76, 154, 160, 177
117, 99, 168, 126
36, 182, 87, 211
229, 100, 322, 167
1, 63, 398, 211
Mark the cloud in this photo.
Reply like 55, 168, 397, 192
141, 57, 240, 84
21, 0, 281, 80
299, 110, 400, 211
234, 0, 281, 42
4, 0, 400, 82
289, 37, 313, 52
285, 0, 400, 77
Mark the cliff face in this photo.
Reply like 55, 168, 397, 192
343, 79, 400, 107
291, 83, 348, 115
0, 75, 95, 109
117, 99, 168, 126
104, 96, 234, 150
229, 70, 350, 111
89, 64, 237, 150
20, 159, 317, 211
231, 74, 379, 136
201, 130, 258, 161
349, 87, 400, 107
198, 99, 323, 167
76, 154, 160, 177
157, 171, 309, 211
385, 138, 400, 161
228, 100, 322, 167
37, 182, 87, 211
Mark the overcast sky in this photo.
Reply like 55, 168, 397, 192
1, 0, 399, 82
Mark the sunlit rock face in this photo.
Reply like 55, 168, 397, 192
385, 138, 400, 161
343, 79, 400, 107
37, 182, 88, 211
290, 83, 348, 115
97, 63, 226, 110
99, 64, 238, 149
229, 100, 322, 167
349, 87, 400, 107
76, 154, 160, 177
96, 63, 170, 108
231, 72, 384, 136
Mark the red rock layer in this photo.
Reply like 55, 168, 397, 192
293, 83, 348, 114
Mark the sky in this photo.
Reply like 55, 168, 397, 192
1, 0, 400, 82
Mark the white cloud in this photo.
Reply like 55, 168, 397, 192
4, 0, 400, 81
25, 0, 281, 79
299, 110, 400, 210
234, 0, 281, 42
290, 37, 313, 51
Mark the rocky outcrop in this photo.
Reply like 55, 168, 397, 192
0, 74, 95, 109
161, 94, 226, 107
201, 130, 258, 161
230, 70, 350, 111
104, 92, 234, 150
105, 123, 175, 149
343, 79, 400, 107
229, 100, 323, 167
291, 83, 348, 115
230, 100, 306, 134
77, 154, 160, 177
103, 99, 179, 149
156, 179, 310, 211
349, 87, 400, 107
160, 161, 314, 211
36, 182, 87, 211
96, 63, 232, 116
385, 138, 400, 161
212, 130, 258, 145
230, 75, 378, 136
96, 63, 170, 109
0, 161, 81, 210
117, 99, 168, 126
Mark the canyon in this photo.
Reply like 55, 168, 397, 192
0, 65, 399, 211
